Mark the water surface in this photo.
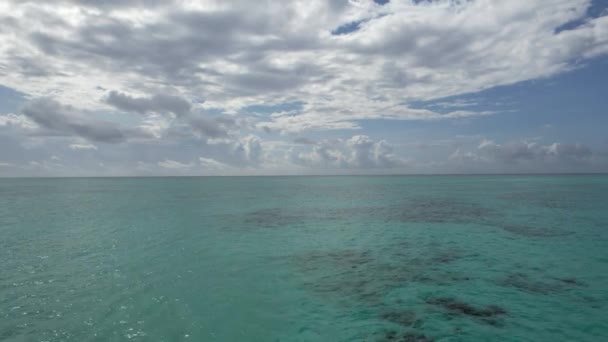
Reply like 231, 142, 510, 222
1, 175, 607, 341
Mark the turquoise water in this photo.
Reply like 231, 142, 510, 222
1, 175, 607, 341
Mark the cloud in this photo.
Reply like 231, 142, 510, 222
0, 1, 606, 175
347, 135, 404, 168
451, 139, 593, 164
233, 135, 263, 164
293, 137, 316, 145
20, 98, 150, 143
69, 143, 97, 150
478, 139, 592, 163
543, 142, 593, 161
104, 91, 191, 117
55, 0, 167, 8
188, 116, 237, 138
19, 5, 278, 88
257, 104, 493, 133
2, 0, 606, 117
199, 156, 229, 170
449, 148, 480, 163
293, 135, 406, 169
0, 113, 37, 130
157, 159, 192, 169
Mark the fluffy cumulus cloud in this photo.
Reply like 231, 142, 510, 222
0, 113, 36, 130
233, 135, 263, 165
293, 135, 406, 169
0, 0, 606, 175
448, 139, 595, 171
475, 139, 593, 163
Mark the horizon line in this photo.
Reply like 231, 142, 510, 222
1, 172, 608, 179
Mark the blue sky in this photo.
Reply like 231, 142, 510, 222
0, 0, 607, 176
368, 56, 608, 145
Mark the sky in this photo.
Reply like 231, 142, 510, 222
0, 0, 607, 176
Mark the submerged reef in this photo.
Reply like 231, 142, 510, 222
557, 277, 585, 286
381, 310, 418, 327
243, 196, 495, 229
388, 198, 494, 224
425, 297, 506, 326
500, 272, 585, 294
293, 246, 472, 305
500, 273, 559, 294
244, 208, 307, 228
382, 330, 434, 342
292, 245, 499, 340
425, 297, 506, 318
258, 193, 598, 339
499, 224, 573, 238
294, 249, 390, 305
498, 191, 578, 209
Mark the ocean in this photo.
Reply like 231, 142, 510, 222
1, 175, 607, 341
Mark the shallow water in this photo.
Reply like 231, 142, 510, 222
1, 175, 607, 341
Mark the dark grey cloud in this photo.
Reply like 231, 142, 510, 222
551, 143, 592, 160
9, 0, 168, 9
104, 91, 191, 117
0, 56, 59, 78
293, 137, 316, 145
18, 2, 324, 92
26, 8, 275, 85
20, 98, 149, 143
188, 116, 237, 138
224, 71, 306, 94
160, 114, 239, 141
379, 61, 435, 89
221, 61, 330, 96
67, 0, 166, 7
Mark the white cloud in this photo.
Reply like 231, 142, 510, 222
449, 148, 480, 162
257, 105, 493, 133
0, 113, 37, 130
232, 135, 263, 164
157, 159, 193, 169
450, 139, 593, 164
1, 0, 606, 119
0, 0, 606, 175
69, 143, 98, 150
199, 157, 229, 170
26, 157, 65, 170
293, 135, 407, 169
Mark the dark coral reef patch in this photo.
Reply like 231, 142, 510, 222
381, 330, 434, 342
425, 297, 506, 326
499, 272, 586, 294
